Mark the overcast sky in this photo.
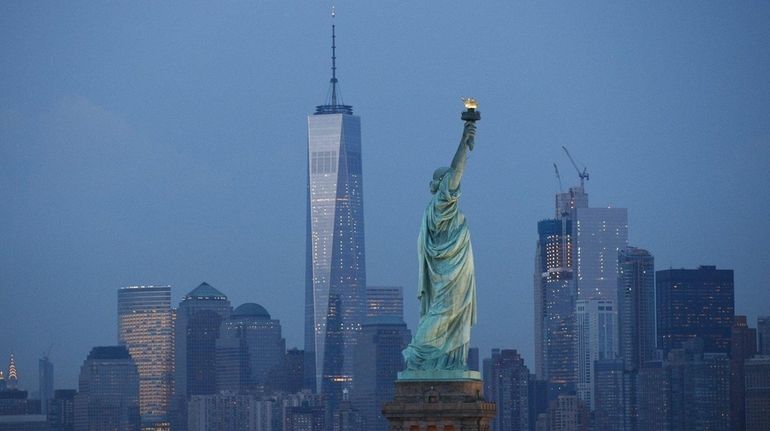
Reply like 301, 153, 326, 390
2, 1, 769, 390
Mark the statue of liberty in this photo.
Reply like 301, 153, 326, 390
402, 99, 479, 374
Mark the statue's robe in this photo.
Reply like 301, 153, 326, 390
403, 170, 477, 370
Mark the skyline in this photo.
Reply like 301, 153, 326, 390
2, 1, 769, 391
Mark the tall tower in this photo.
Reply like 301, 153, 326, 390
618, 247, 656, 372
117, 285, 174, 427
39, 355, 54, 416
305, 9, 366, 407
7, 353, 17, 390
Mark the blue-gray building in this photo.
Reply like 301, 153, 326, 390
305, 20, 366, 408
656, 266, 734, 355
74, 346, 140, 431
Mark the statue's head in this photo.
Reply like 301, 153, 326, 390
430, 167, 451, 194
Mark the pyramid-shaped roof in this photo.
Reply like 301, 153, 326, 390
185, 282, 227, 300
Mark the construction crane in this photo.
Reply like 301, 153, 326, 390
553, 163, 563, 192
562, 146, 589, 188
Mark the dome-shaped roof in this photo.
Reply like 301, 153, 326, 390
233, 303, 271, 319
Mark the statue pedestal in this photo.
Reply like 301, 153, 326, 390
382, 377, 496, 431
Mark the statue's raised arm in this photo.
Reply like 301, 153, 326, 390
448, 121, 476, 191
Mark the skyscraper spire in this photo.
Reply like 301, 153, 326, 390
7, 354, 17, 389
316, 5, 353, 115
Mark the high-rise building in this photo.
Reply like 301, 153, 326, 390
758, 316, 770, 355
117, 285, 174, 426
575, 298, 618, 409
216, 303, 285, 393
365, 286, 403, 320
0, 371, 5, 391
351, 316, 410, 431
187, 392, 260, 431
744, 355, 770, 431
656, 266, 734, 354
545, 394, 589, 431
468, 347, 480, 372
305, 18, 366, 407
592, 359, 630, 431
283, 349, 306, 394
38, 356, 53, 416
618, 247, 656, 372
172, 282, 231, 431
483, 349, 530, 431
48, 389, 76, 431
175, 282, 232, 398
7, 355, 17, 390
534, 216, 578, 396
730, 315, 757, 431
636, 362, 669, 431
74, 346, 140, 431
573, 207, 628, 300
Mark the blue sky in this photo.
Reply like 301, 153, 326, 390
1, 1, 769, 390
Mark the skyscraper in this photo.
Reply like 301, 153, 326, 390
573, 207, 628, 300
656, 266, 734, 354
758, 315, 770, 355
592, 359, 627, 431
305, 17, 366, 407
117, 285, 174, 426
617, 247, 655, 372
7, 355, 17, 390
48, 389, 76, 431
365, 286, 403, 320
351, 317, 410, 431
172, 282, 231, 431
74, 346, 140, 431
175, 282, 232, 398
38, 356, 53, 416
744, 356, 770, 431
575, 298, 618, 409
216, 303, 286, 393
483, 349, 530, 431
730, 315, 757, 431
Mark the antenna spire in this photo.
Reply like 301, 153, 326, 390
314, 4, 353, 115
331, 6, 338, 107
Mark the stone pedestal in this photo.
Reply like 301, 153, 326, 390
382, 378, 496, 431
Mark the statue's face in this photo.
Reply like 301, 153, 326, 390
430, 167, 450, 194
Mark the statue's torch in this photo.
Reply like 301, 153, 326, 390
461, 97, 481, 122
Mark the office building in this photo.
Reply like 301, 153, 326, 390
0, 389, 39, 416
745, 355, 770, 431
352, 317, 410, 431
74, 346, 140, 431
468, 347, 480, 372
365, 286, 403, 320
545, 394, 588, 431
575, 298, 618, 409
305, 19, 366, 407
636, 362, 669, 431
187, 392, 260, 431
534, 217, 578, 396
175, 282, 231, 397
758, 315, 770, 355
283, 349, 306, 394
216, 303, 285, 393
172, 282, 231, 430
48, 389, 76, 431
573, 207, 628, 300
618, 247, 656, 372
7, 355, 17, 390
730, 316, 756, 431
38, 356, 53, 416
0, 415, 48, 431
117, 285, 174, 425
483, 349, 529, 431
592, 359, 629, 431
656, 266, 734, 354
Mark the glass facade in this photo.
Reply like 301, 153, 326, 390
305, 111, 366, 404
655, 266, 734, 354
74, 346, 140, 431
576, 298, 618, 409
574, 207, 628, 300
618, 247, 656, 372
117, 285, 174, 424
483, 349, 530, 431
365, 286, 403, 320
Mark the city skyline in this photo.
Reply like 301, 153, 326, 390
2, 1, 769, 392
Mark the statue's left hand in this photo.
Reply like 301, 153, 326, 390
463, 121, 476, 151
